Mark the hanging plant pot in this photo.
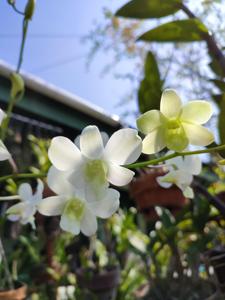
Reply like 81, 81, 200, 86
0, 282, 27, 300
76, 266, 120, 300
130, 168, 188, 221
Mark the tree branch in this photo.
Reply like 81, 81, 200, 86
181, 3, 225, 77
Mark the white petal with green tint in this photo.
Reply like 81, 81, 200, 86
80, 208, 97, 236
0, 109, 5, 125
7, 203, 26, 221
107, 163, 134, 186
18, 183, 33, 202
183, 156, 202, 175
183, 186, 194, 199
181, 101, 213, 124
38, 196, 67, 216
142, 128, 166, 154
47, 166, 75, 196
156, 176, 173, 188
80, 125, 104, 159
60, 211, 81, 235
183, 123, 214, 146
104, 128, 142, 165
165, 123, 189, 152
88, 188, 120, 219
160, 89, 182, 118
0, 140, 11, 161
136, 110, 164, 134
48, 136, 82, 171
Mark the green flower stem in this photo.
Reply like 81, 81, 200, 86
0, 195, 20, 201
17, 19, 29, 73
126, 144, 225, 169
0, 173, 46, 184
0, 237, 14, 290
1, 95, 15, 141
11, 4, 25, 16
1, 18, 29, 141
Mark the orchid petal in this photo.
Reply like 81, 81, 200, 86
47, 166, 75, 196
60, 212, 81, 235
156, 176, 173, 188
38, 196, 67, 216
0, 141, 11, 161
183, 156, 202, 175
160, 89, 182, 118
80, 126, 104, 159
19, 183, 33, 202
107, 163, 134, 186
48, 136, 82, 171
183, 123, 214, 146
80, 208, 97, 236
88, 188, 120, 219
142, 128, 166, 154
0, 109, 5, 125
104, 128, 142, 165
7, 202, 26, 220
137, 110, 164, 134
181, 101, 213, 124
183, 186, 194, 198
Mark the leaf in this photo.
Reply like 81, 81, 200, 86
116, 0, 182, 19
210, 79, 225, 92
138, 19, 208, 42
138, 51, 163, 113
218, 94, 225, 145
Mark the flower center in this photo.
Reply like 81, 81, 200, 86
167, 118, 181, 130
165, 119, 188, 152
64, 198, 85, 221
84, 159, 108, 186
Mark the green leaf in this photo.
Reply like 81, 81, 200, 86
138, 51, 162, 113
218, 94, 225, 145
116, 0, 182, 19
210, 79, 225, 92
138, 19, 208, 42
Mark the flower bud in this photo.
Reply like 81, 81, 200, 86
10, 72, 24, 100
25, 0, 36, 20
7, 0, 15, 4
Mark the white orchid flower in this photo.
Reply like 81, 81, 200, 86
48, 126, 142, 201
38, 167, 120, 236
0, 109, 11, 161
156, 154, 202, 198
6, 180, 44, 228
137, 89, 214, 154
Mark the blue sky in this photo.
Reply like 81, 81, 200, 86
0, 0, 136, 121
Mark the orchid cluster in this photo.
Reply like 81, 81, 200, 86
3, 89, 216, 236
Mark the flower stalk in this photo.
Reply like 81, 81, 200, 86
0, 237, 14, 290
126, 144, 225, 169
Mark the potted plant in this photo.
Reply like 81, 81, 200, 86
130, 168, 188, 220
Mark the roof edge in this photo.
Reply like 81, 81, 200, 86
0, 60, 121, 128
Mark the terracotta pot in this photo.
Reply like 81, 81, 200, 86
0, 282, 27, 300
76, 266, 120, 300
130, 168, 188, 221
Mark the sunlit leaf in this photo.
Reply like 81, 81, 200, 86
138, 51, 163, 113
211, 79, 225, 92
218, 94, 225, 145
116, 0, 182, 19
138, 19, 208, 42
